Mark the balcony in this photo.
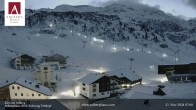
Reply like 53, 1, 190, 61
110, 83, 117, 86
110, 87, 120, 90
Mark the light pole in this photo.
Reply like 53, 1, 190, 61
174, 51, 179, 64
82, 40, 87, 48
194, 35, 196, 50
71, 25, 73, 36
130, 58, 134, 70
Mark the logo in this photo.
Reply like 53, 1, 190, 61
4, 0, 25, 26
9, 2, 21, 14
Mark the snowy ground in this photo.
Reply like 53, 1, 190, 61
0, 27, 196, 100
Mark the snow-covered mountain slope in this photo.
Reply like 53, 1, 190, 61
0, 3, 195, 99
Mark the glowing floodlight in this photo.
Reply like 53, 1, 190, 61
161, 77, 168, 83
93, 37, 104, 43
147, 50, 151, 54
78, 33, 81, 36
87, 67, 107, 73
49, 96, 58, 99
162, 53, 168, 58
36, 33, 40, 37
127, 48, 130, 51
112, 47, 117, 51
61, 86, 80, 97
84, 36, 87, 38
149, 65, 155, 71
49, 24, 53, 27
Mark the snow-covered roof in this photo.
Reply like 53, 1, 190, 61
78, 73, 103, 84
106, 69, 142, 81
162, 83, 196, 99
127, 92, 171, 99
0, 77, 52, 96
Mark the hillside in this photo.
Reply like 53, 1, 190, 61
0, 3, 195, 101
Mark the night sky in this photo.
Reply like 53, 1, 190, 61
0, 0, 196, 19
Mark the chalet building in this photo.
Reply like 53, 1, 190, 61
42, 54, 68, 70
158, 63, 196, 82
78, 70, 142, 99
105, 70, 142, 89
0, 77, 52, 100
78, 73, 111, 99
10, 54, 36, 70
35, 63, 57, 89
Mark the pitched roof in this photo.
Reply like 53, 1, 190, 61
0, 77, 52, 96
78, 73, 103, 84
106, 69, 142, 81
12, 54, 36, 60
47, 54, 65, 59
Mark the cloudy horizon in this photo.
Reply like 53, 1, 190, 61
0, 0, 196, 19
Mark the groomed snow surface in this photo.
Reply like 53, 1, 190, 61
0, 27, 195, 100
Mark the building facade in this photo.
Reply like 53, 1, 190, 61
158, 63, 196, 82
35, 63, 57, 89
78, 70, 142, 99
10, 54, 36, 70
0, 78, 52, 100
42, 54, 68, 70
78, 74, 111, 99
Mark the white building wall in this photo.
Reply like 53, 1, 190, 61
79, 82, 90, 98
14, 57, 21, 69
9, 84, 50, 100
35, 64, 54, 87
